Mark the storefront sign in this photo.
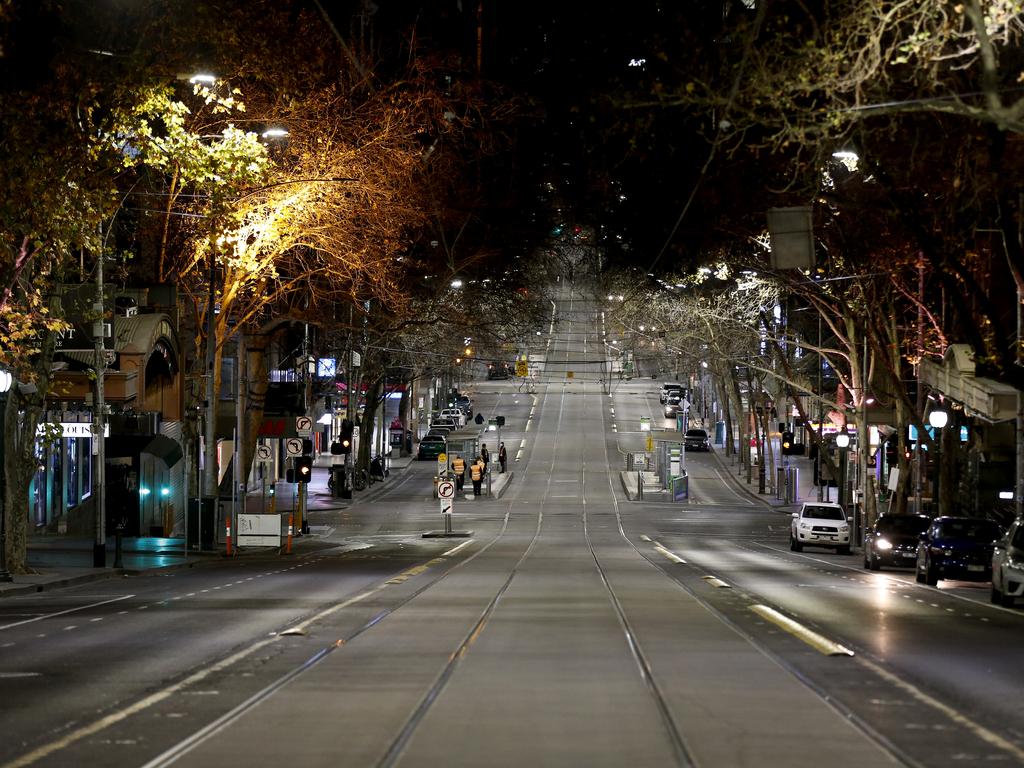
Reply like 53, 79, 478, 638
36, 422, 110, 438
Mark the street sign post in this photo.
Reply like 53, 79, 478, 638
295, 416, 312, 436
423, 470, 471, 540
285, 438, 303, 456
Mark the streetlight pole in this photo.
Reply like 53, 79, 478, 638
929, 407, 949, 516
836, 429, 851, 518
93, 234, 108, 568
0, 369, 13, 581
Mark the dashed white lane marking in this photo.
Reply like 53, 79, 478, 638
0, 595, 134, 632
62, 626, 76, 632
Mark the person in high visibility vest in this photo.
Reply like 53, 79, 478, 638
452, 454, 466, 490
470, 458, 484, 496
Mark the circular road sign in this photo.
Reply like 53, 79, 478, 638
256, 445, 273, 462
437, 480, 456, 500
285, 438, 304, 457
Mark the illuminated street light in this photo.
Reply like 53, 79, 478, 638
928, 409, 949, 429
451, 279, 464, 289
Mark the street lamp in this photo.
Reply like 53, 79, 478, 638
929, 407, 949, 515
835, 428, 851, 516
0, 368, 13, 581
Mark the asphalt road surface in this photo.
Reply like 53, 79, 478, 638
2, 281, 1023, 767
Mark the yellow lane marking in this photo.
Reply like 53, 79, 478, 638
750, 605, 854, 657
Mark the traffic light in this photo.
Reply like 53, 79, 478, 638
302, 438, 313, 454
781, 431, 795, 454
335, 418, 353, 454
295, 456, 313, 483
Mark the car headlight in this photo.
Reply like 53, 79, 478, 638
875, 539, 893, 551
1005, 554, 1024, 571
943, 548, 954, 557
799, 522, 813, 530
838, 524, 849, 532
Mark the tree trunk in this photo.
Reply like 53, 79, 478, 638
6, 336, 55, 573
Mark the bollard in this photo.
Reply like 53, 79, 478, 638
225, 517, 233, 557
790, 467, 799, 503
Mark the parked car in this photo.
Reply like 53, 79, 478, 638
438, 407, 466, 427
991, 518, 1024, 606
684, 428, 710, 451
427, 419, 458, 435
659, 382, 684, 404
790, 502, 851, 554
417, 435, 447, 460
915, 516, 1003, 586
863, 514, 931, 571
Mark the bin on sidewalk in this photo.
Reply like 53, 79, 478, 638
187, 497, 216, 551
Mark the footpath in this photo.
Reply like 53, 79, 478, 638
620, 434, 832, 517
1, 452, 513, 599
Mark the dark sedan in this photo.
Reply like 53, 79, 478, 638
864, 514, 931, 570
915, 516, 1003, 586
417, 435, 447, 460
684, 428, 710, 452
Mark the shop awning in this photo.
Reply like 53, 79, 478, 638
920, 344, 1019, 422
105, 433, 183, 468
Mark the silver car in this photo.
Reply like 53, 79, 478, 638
992, 518, 1024, 607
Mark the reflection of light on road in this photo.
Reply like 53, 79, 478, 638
868, 576, 897, 657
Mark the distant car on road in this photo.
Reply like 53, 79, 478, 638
487, 361, 512, 379
992, 518, 1024, 606
790, 502, 851, 554
664, 391, 683, 418
417, 435, 447, 460
915, 516, 1002, 586
863, 514, 931, 570
454, 395, 473, 417
659, 382, 684, 404
683, 428, 710, 451
438, 408, 466, 427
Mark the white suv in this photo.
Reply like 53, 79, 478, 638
438, 408, 465, 427
790, 502, 851, 554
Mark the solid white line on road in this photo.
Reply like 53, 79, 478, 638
0, 595, 135, 632
750, 605, 854, 656
712, 468, 756, 505
856, 656, 1024, 763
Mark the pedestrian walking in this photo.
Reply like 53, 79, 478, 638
498, 442, 507, 473
480, 444, 490, 472
452, 454, 466, 491
471, 458, 484, 496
